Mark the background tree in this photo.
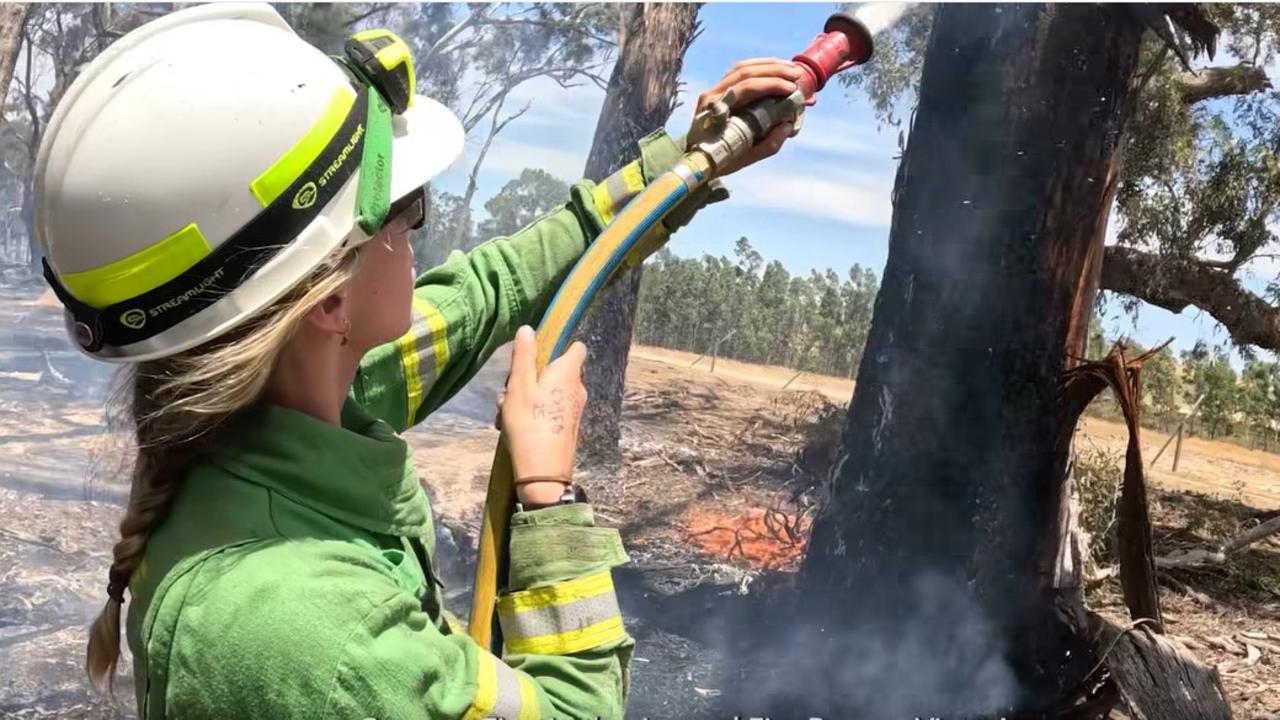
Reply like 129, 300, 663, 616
475, 167, 569, 240
571, 2, 701, 464
1240, 359, 1280, 448
1141, 343, 1183, 430
1182, 340, 1241, 438
631, 237, 879, 377
842, 3, 1280, 356
0, 4, 28, 106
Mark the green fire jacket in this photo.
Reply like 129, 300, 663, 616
124, 129, 726, 720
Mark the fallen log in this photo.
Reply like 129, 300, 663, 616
1090, 612, 1234, 720
1156, 515, 1280, 569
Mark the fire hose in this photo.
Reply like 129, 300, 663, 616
468, 11, 876, 654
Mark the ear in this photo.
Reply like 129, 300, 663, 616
304, 291, 350, 335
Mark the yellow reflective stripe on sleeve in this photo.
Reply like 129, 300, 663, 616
516, 675, 540, 720
397, 297, 450, 426
498, 571, 613, 614
61, 223, 211, 309
497, 571, 625, 655
463, 655, 534, 720
590, 160, 647, 227
249, 87, 356, 207
461, 655, 498, 720
591, 183, 616, 225
620, 160, 645, 194
504, 615, 627, 656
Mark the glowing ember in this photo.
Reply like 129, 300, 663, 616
683, 508, 811, 569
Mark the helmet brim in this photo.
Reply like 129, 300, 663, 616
389, 94, 465, 204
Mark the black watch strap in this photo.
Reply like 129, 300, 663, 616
515, 483, 588, 512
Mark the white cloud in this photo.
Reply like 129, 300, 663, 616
501, 74, 608, 129
735, 166, 892, 228
787, 112, 891, 161
481, 136, 589, 181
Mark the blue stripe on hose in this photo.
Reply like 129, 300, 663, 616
542, 174, 691, 361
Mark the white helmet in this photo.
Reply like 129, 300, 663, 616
34, 3, 465, 362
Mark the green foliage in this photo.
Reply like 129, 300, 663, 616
1181, 340, 1240, 439
1142, 345, 1182, 431
836, 4, 933, 130
477, 168, 570, 240
633, 237, 880, 378
1073, 445, 1124, 564
1240, 359, 1280, 449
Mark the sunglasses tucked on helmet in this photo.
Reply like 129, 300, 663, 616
34, 2, 464, 362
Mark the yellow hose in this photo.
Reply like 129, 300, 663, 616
469, 153, 712, 652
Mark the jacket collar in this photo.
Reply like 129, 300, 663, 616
211, 398, 428, 536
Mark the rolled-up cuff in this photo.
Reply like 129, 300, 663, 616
507, 504, 629, 590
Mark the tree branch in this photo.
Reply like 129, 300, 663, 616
1175, 63, 1271, 104
1155, 514, 1280, 568
344, 4, 392, 28
478, 16, 617, 48
1101, 245, 1280, 350
19, 15, 38, 161
424, 4, 493, 62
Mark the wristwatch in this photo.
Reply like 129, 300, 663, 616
515, 483, 588, 513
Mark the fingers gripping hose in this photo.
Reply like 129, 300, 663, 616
469, 12, 874, 655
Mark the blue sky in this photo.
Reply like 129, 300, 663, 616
430, 2, 1277, 367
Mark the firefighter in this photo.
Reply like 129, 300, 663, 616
34, 4, 801, 718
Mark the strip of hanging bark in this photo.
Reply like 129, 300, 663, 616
1156, 514, 1280, 568
1058, 342, 1170, 631
1087, 612, 1234, 720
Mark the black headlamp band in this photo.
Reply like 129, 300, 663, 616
44, 90, 372, 352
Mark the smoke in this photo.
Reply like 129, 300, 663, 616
721, 572, 1019, 719
845, 2, 910, 37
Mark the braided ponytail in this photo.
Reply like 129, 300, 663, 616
86, 247, 363, 691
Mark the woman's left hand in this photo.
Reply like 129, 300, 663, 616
694, 58, 805, 176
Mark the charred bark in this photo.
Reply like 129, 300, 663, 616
574, 3, 699, 465
744, 5, 1149, 716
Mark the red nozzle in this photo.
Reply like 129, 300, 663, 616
793, 11, 874, 104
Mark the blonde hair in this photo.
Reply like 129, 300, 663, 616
86, 247, 363, 691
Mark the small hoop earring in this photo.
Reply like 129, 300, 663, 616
340, 319, 351, 347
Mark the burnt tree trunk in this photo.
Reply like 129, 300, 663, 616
575, 3, 699, 465
0, 4, 28, 105
753, 5, 1147, 716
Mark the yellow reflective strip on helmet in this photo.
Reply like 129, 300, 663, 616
516, 674, 540, 720
461, 655, 499, 720
61, 223, 211, 309
621, 160, 645, 195
249, 88, 356, 207
497, 571, 613, 614
503, 615, 626, 656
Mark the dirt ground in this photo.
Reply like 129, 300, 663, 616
2, 285, 1278, 718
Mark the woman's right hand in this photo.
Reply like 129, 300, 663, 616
500, 326, 587, 506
